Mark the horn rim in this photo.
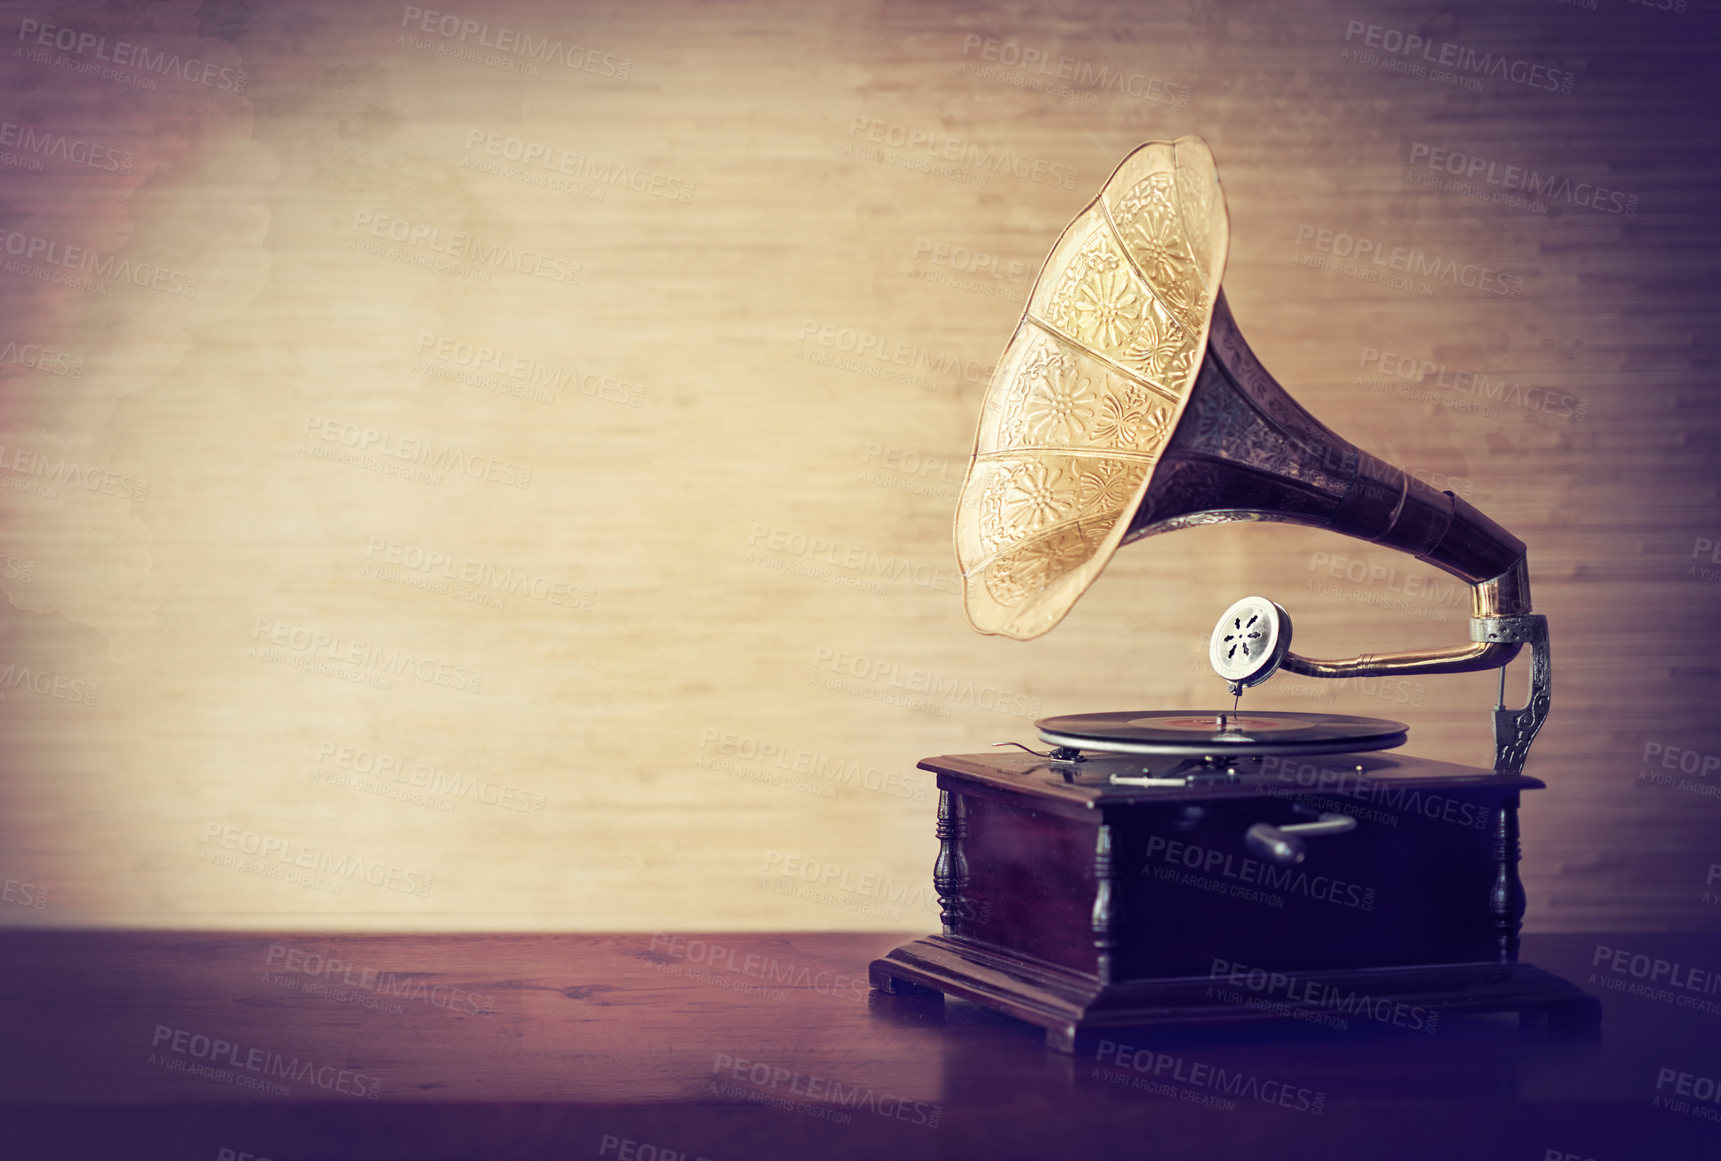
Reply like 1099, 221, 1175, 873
954, 136, 1231, 640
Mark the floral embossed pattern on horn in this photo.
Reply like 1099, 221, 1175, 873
955, 137, 1230, 639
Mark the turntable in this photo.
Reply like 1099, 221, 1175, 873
868, 139, 1593, 1050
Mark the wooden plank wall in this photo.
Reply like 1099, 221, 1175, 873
0, 0, 1715, 931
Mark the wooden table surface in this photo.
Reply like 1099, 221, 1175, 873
0, 930, 1716, 1160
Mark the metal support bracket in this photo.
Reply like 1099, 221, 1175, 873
1472, 614, 1551, 777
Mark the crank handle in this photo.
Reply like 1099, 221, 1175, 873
1244, 812, 1356, 866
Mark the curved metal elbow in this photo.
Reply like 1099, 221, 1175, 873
1279, 559, 1531, 680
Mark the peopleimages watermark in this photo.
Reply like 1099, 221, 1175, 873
1189, 651, 1423, 713
911, 237, 1028, 284
264, 942, 497, 1017
1144, 834, 1378, 912
1591, 944, 1721, 1017
759, 850, 941, 924
1354, 345, 1587, 422
1637, 739, 1721, 802
0, 661, 98, 707
598, 1134, 710, 1161
414, 332, 644, 408
746, 523, 959, 596
709, 1053, 942, 1129
0, 120, 132, 173
908, 236, 1029, 302
846, 115, 1078, 190
313, 740, 546, 815
0, 225, 199, 297
0, 339, 83, 377
1652, 1065, 1721, 1122
1207, 958, 1439, 1033
1304, 574, 1455, 626
1340, 19, 1576, 95
1309, 548, 1469, 609
1267, 669, 1425, 712
16, 19, 248, 91
1641, 741, 1720, 779
697, 728, 930, 803
859, 440, 964, 502
958, 34, 1190, 107
149, 1024, 379, 1099
647, 934, 869, 1003
250, 618, 485, 694
796, 318, 991, 392
811, 646, 1041, 719
0, 439, 149, 501
301, 415, 532, 489
1293, 224, 1524, 299
1259, 755, 1490, 833
745, 526, 881, 596
199, 823, 434, 897
1404, 142, 1638, 218
349, 211, 581, 285
1689, 536, 1721, 583
462, 129, 694, 203
363, 534, 593, 613
398, 6, 631, 79
0, 870, 48, 910
1092, 1039, 1326, 1115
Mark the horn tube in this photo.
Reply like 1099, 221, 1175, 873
1125, 291, 1532, 679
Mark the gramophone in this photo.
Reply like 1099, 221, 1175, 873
869, 138, 1592, 1050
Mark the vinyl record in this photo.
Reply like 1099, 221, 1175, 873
1037, 710, 1408, 756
